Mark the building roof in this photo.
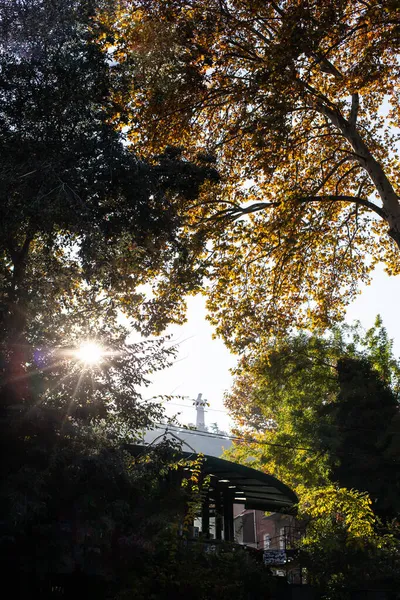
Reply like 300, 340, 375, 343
142, 424, 232, 457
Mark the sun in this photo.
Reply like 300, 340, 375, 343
75, 341, 104, 365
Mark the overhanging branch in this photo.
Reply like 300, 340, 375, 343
296, 194, 387, 220
199, 194, 387, 224
202, 200, 281, 222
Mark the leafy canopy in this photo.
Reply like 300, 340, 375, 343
224, 318, 400, 517
322, 355, 400, 519
0, 0, 218, 351
0, 0, 220, 425
225, 319, 400, 593
0, 3, 221, 588
101, 0, 400, 349
296, 485, 400, 598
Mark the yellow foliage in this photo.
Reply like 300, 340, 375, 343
94, 1, 400, 348
297, 485, 376, 544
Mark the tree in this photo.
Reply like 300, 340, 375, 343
0, 3, 252, 595
296, 485, 400, 598
0, 0, 219, 410
225, 331, 338, 489
320, 356, 400, 519
224, 319, 400, 517
225, 320, 400, 593
100, 0, 400, 350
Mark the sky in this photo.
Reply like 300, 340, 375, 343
141, 264, 400, 433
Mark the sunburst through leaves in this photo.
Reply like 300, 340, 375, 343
74, 341, 105, 366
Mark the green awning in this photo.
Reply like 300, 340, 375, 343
127, 444, 297, 514
189, 453, 298, 513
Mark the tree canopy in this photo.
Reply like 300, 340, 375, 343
0, 0, 212, 567
0, 4, 226, 591
224, 318, 400, 517
321, 355, 400, 519
0, 0, 220, 418
296, 485, 400, 597
224, 318, 400, 593
100, 0, 400, 349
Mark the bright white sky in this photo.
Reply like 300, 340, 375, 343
141, 265, 400, 432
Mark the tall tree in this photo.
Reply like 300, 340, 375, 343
0, 0, 218, 410
0, 3, 220, 586
321, 356, 400, 519
224, 319, 400, 517
101, 0, 400, 350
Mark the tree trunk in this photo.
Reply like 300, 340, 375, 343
0, 235, 33, 408
318, 103, 400, 249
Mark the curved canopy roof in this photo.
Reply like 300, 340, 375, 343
127, 444, 297, 513
186, 452, 298, 513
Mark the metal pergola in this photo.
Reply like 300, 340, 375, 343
127, 445, 298, 543
184, 452, 297, 541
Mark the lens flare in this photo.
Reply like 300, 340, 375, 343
75, 341, 104, 365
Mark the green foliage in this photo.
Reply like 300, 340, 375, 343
320, 355, 400, 519
0, 430, 188, 593
179, 453, 210, 531
347, 315, 400, 392
298, 486, 376, 543
0, 0, 221, 431
297, 486, 400, 598
0, 2, 223, 594
225, 318, 400, 515
0, 0, 218, 367
225, 330, 341, 489
116, 541, 275, 600
226, 318, 400, 596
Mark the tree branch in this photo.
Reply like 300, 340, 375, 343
314, 157, 352, 195
296, 194, 387, 220
349, 93, 359, 126
226, 201, 281, 219
6, 232, 34, 273
311, 52, 344, 79
335, 165, 361, 195
198, 194, 387, 225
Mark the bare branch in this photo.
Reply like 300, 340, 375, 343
203, 200, 281, 223
228, 201, 281, 218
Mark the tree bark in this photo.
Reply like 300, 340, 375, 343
0, 234, 33, 408
3, 235, 33, 338
317, 103, 400, 248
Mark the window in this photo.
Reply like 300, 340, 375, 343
263, 533, 270, 549
279, 527, 286, 549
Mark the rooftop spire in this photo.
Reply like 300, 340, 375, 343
194, 393, 207, 430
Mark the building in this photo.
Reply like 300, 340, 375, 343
234, 508, 304, 579
143, 393, 232, 457
141, 393, 301, 573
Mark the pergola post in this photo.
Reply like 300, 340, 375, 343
215, 489, 223, 541
223, 490, 234, 542
201, 491, 210, 538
